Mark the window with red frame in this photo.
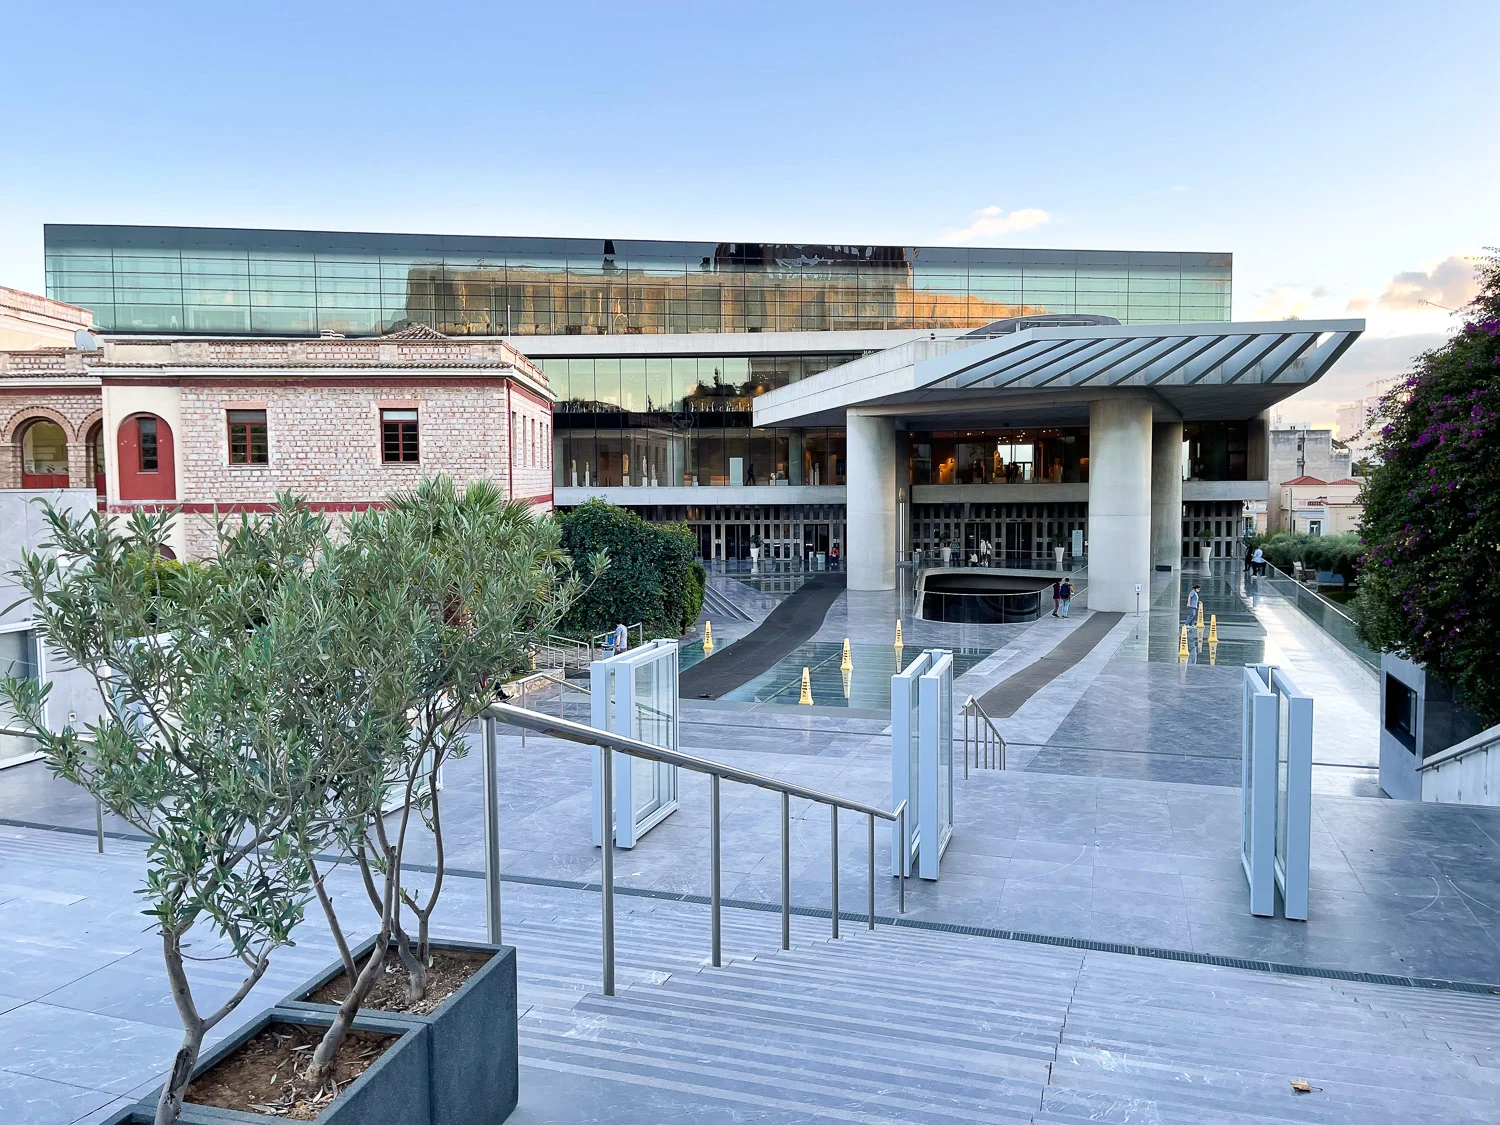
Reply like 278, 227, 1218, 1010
227, 409, 269, 464
381, 408, 419, 463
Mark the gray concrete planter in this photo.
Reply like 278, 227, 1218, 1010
138, 1006, 430, 1125
281, 936, 518, 1125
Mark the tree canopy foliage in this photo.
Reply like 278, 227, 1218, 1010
1355, 250, 1500, 723
1247, 531, 1364, 586
556, 500, 705, 638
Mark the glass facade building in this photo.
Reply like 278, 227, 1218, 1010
45, 225, 1232, 338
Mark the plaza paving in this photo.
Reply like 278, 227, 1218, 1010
3, 561, 1500, 1121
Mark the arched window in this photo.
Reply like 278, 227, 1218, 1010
87, 421, 105, 497
20, 419, 70, 488
117, 413, 176, 501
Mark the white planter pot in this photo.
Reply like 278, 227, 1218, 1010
941, 547, 952, 566
1201, 545, 1213, 562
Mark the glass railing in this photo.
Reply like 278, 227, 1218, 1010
1255, 567, 1378, 673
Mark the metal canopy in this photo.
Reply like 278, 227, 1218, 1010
753, 319, 1364, 427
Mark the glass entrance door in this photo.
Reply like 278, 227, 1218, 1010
1004, 521, 1034, 566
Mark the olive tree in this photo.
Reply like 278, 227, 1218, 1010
300, 476, 601, 1075
0, 500, 354, 1125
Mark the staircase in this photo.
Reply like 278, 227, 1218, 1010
500, 887, 1500, 1124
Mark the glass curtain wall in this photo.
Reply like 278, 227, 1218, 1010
47, 227, 1232, 336
548, 353, 855, 488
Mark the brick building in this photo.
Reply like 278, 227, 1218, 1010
0, 320, 554, 558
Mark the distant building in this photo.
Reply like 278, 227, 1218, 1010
1280, 475, 1362, 536
1268, 426, 1351, 530
0, 285, 94, 350
0, 324, 553, 559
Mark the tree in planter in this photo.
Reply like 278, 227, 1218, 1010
1356, 250, 1500, 724
0, 500, 354, 1125
299, 477, 596, 1076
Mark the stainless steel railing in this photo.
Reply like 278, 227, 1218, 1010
482, 701, 907, 996
961, 696, 1006, 775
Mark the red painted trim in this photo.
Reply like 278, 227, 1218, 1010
507, 382, 553, 412
117, 414, 176, 501
99, 374, 547, 391
517, 492, 553, 507
111, 493, 552, 516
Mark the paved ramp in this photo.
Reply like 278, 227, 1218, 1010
681, 573, 846, 699
977, 611, 1124, 717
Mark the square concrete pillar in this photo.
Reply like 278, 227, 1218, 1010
1151, 421, 1183, 570
846, 410, 897, 590
1086, 397, 1152, 612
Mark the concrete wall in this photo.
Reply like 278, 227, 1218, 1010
0, 489, 107, 754
1379, 652, 1485, 800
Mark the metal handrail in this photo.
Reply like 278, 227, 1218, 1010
0, 723, 105, 852
482, 700, 907, 996
1416, 722, 1500, 772
961, 696, 1006, 775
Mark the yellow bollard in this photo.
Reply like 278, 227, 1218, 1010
529, 644, 537, 670
799, 666, 814, 706
1208, 613, 1219, 644
703, 620, 715, 654
1196, 602, 1205, 629
1178, 624, 1189, 661
840, 637, 853, 672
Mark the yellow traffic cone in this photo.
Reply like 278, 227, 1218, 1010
1178, 625, 1189, 661
1196, 602, 1205, 629
840, 637, 853, 672
1209, 639, 1219, 665
703, 620, 715, 654
1208, 614, 1219, 644
799, 666, 813, 706
894, 619, 904, 650
842, 666, 852, 700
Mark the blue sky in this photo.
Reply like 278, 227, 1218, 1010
3, 0, 1496, 424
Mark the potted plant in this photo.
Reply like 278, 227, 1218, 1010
939, 532, 953, 566
1198, 527, 1215, 564
1, 501, 374, 1125
277, 478, 592, 1125
749, 533, 762, 567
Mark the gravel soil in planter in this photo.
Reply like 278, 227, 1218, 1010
140, 1006, 430, 1125
282, 937, 517, 1125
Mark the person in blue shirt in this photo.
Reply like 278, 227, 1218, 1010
1186, 583, 1201, 625
1058, 578, 1074, 618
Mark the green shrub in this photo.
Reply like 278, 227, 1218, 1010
558, 500, 702, 638
1249, 531, 1363, 585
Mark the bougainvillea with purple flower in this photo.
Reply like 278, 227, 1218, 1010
1356, 250, 1500, 723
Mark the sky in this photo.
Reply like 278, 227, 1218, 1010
2, 0, 1496, 429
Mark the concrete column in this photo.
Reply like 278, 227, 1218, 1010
1086, 397, 1152, 612
846, 409, 897, 591
1150, 421, 1183, 571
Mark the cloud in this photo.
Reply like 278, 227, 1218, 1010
937, 205, 1051, 243
1345, 296, 1370, 313
1379, 254, 1480, 311
1276, 331, 1446, 428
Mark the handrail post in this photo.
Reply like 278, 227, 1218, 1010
519, 677, 527, 748
710, 774, 722, 968
866, 812, 875, 930
829, 804, 839, 940
963, 702, 970, 780
780, 791, 791, 950
897, 803, 906, 915
95, 799, 104, 854
600, 744, 615, 996
482, 714, 503, 944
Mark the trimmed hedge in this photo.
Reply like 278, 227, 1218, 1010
558, 500, 706, 639
1248, 531, 1363, 585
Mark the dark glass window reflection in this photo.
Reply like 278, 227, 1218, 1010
138, 417, 158, 472
47, 226, 1232, 337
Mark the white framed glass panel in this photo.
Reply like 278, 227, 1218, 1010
0, 623, 44, 769
918, 651, 955, 880
890, 649, 932, 876
591, 639, 679, 849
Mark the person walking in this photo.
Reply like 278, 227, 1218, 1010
1186, 583, 1201, 626
980, 538, 993, 567
1051, 578, 1062, 617
1058, 577, 1074, 618
1251, 547, 1266, 577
